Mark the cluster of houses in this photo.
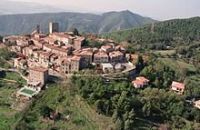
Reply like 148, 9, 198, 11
131, 76, 200, 109
4, 24, 128, 77
131, 76, 185, 94
16, 66, 49, 100
132, 77, 185, 93
2, 22, 131, 100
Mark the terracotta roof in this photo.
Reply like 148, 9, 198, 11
70, 56, 81, 61
101, 45, 113, 50
30, 67, 48, 72
31, 37, 45, 42
4, 35, 29, 41
74, 36, 85, 41
132, 80, 144, 85
44, 44, 67, 52
172, 81, 185, 89
50, 32, 75, 39
79, 50, 93, 56
94, 51, 108, 58
43, 37, 56, 43
115, 45, 126, 51
109, 51, 123, 57
136, 77, 150, 82
39, 51, 53, 58
82, 48, 92, 51
61, 44, 73, 49
132, 76, 149, 87
61, 58, 70, 64
194, 100, 200, 105
73, 50, 82, 55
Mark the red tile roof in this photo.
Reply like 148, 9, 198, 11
70, 56, 81, 61
101, 45, 113, 50
39, 51, 53, 58
30, 67, 48, 72
136, 77, 150, 82
132, 80, 144, 85
109, 51, 123, 57
172, 81, 185, 89
94, 51, 108, 58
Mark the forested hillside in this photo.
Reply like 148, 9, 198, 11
102, 17, 200, 68
102, 17, 200, 45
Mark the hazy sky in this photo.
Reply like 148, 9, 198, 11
11, 0, 200, 20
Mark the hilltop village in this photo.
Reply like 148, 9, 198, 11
1, 22, 193, 102
1, 22, 190, 99
2, 22, 137, 99
0, 18, 200, 130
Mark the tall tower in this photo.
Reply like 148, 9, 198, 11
49, 22, 59, 34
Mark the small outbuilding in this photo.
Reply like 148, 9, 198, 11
132, 76, 149, 88
171, 81, 185, 94
101, 63, 114, 73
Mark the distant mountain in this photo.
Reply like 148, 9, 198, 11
97, 11, 155, 33
0, 10, 156, 35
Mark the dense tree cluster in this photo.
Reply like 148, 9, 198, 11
102, 17, 200, 66
102, 17, 200, 46
71, 74, 200, 129
0, 47, 16, 68
0, 47, 16, 61
140, 58, 176, 89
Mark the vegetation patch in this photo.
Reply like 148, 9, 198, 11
15, 81, 112, 130
153, 50, 176, 56
0, 81, 21, 130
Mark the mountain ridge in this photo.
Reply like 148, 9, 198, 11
0, 11, 156, 36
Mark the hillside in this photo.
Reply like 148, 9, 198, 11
0, 10, 155, 35
102, 17, 200, 68
102, 17, 200, 45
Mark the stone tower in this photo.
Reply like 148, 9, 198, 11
49, 22, 59, 34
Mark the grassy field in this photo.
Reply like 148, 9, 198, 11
0, 71, 27, 130
3, 71, 26, 85
0, 59, 12, 69
159, 58, 197, 73
153, 50, 176, 56
16, 80, 114, 130
0, 81, 21, 130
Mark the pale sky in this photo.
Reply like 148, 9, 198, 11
11, 0, 200, 20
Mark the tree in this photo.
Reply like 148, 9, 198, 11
136, 55, 144, 72
0, 35, 3, 42
124, 119, 134, 130
70, 27, 79, 36
95, 100, 104, 114
123, 110, 136, 130
0, 47, 17, 60
115, 118, 123, 130
112, 109, 120, 122
15, 121, 30, 130
40, 105, 53, 118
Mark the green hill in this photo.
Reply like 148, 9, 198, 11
102, 17, 200, 45
102, 17, 200, 69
